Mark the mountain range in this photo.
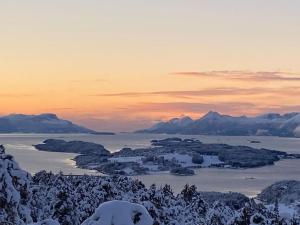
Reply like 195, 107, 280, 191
0, 113, 114, 134
137, 111, 300, 137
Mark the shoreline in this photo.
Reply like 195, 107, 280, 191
2, 133, 300, 197
60, 157, 300, 197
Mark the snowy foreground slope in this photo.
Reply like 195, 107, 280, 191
0, 145, 299, 225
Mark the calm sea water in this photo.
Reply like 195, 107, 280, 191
2, 133, 300, 197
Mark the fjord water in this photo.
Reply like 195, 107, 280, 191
2, 133, 300, 196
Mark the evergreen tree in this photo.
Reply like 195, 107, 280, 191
181, 184, 197, 202
205, 201, 235, 225
274, 198, 279, 215
52, 184, 80, 225
0, 146, 32, 225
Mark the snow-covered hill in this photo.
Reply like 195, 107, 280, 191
145, 116, 193, 133
0, 113, 109, 134
138, 111, 300, 137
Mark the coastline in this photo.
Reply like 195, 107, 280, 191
2, 133, 300, 197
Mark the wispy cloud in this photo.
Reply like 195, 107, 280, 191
172, 71, 300, 82
0, 94, 35, 98
91, 89, 260, 98
64, 101, 258, 132
258, 105, 300, 113
62, 102, 300, 132
121, 101, 257, 116
43, 107, 74, 111
90, 87, 300, 99
70, 79, 109, 83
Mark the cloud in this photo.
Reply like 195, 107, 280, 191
70, 79, 109, 83
124, 101, 257, 116
62, 101, 259, 132
173, 71, 300, 82
43, 107, 74, 111
257, 105, 300, 113
94, 89, 257, 98
0, 94, 35, 98
90, 87, 300, 99
59, 102, 300, 132
128, 102, 300, 115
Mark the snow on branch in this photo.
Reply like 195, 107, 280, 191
82, 200, 153, 225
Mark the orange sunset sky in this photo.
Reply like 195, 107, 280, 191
1, 1, 300, 132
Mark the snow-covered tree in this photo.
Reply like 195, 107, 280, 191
0, 146, 32, 225
0, 152, 294, 225
250, 213, 267, 225
52, 190, 80, 225
181, 184, 197, 202
205, 201, 236, 225
29, 219, 60, 225
29, 170, 300, 225
81, 200, 153, 225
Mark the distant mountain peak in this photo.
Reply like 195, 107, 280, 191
0, 113, 103, 134
258, 113, 282, 120
6, 113, 58, 120
37, 113, 59, 119
257, 112, 300, 121
169, 116, 193, 123
202, 111, 222, 119
283, 112, 300, 119
138, 111, 300, 137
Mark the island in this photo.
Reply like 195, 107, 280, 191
34, 138, 300, 176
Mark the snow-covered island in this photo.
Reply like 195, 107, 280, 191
0, 145, 299, 225
34, 138, 300, 176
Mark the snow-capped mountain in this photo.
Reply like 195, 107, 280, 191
138, 111, 300, 137
145, 116, 193, 134
0, 113, 99, 134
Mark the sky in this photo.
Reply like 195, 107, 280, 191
0, 0, 300, 132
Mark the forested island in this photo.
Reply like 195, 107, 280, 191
34, 138, 300, 176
